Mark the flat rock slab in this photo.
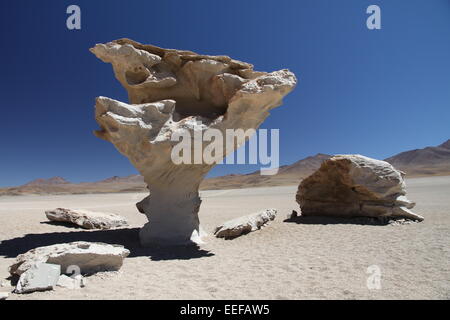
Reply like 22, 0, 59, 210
15, 263, 61, 294
45, 208, 128, 229
214, 209, 277, 239
10, 241, 130, 276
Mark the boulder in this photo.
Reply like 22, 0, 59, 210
10, 241, 130, 276
296, 155, 424, 221
214, 209, 277, 238
90, 39, 296, 246
45, 208, 128, 229
15, 263, 61, 294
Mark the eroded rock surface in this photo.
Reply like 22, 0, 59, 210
45, 208, 128, 229
10, 242, 130, 276
296, 155, 424, 221
214, 209, 277, 238
15, 263, 61, 294
90, 39, 296, 245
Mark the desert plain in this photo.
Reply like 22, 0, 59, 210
0, 175, 449, 300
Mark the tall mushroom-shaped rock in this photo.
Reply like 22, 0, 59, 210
90, 39, 297, 246
296, 155, 424, 221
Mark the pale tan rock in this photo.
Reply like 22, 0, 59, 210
9, 242, 130, 276
45, 208, 128, 229
296, 155, 424, 221
214, 209, 277, 238
90, 39, 297, 246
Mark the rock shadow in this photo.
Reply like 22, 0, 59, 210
283, 215, 396, 226
40, 221, 84, 229
0, 227, 214, 261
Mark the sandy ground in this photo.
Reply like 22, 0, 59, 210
0, 176, 449, 300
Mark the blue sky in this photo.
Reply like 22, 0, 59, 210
0, 0, 449, 187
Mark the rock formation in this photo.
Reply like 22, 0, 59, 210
15, 263, 61, 294
90, 39, 296, 245
214, 209, 277, 239
45, 208, 128, 229
297, 155, 424, 221
10, 242, 130, 276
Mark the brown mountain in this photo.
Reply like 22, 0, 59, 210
3, 178, 75, 195
98, 175, 144, 184
384, 139, 450, 176
0, 175, 147, 196
200, 153, 331, 190
23, 176, 70, 186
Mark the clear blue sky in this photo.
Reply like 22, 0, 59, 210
0, 0, 449, 187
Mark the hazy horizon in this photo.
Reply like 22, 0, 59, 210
2, 137, 449, 188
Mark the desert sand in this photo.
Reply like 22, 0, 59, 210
0, 176, 449, 300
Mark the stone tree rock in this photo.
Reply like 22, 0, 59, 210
45, 208, 128, 229
90, 39, 297, 246
296, 155, 424, 221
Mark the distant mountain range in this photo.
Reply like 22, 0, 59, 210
1, 139, 449, 196
0, 175, 146, 196
385, 139, 450, 176
23, 176, 70, 186
200, 153, 331, 190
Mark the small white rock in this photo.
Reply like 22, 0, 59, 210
76, 275, 86, 288
57, 274, 86, 289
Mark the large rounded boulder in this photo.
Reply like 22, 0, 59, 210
296, 154, 423, 221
